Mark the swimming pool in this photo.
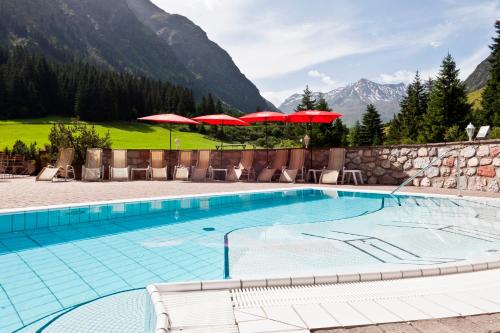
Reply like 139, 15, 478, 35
0, 188, 499, 332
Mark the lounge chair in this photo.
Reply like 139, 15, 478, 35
149, 150, 168, 181
190, 150, 212, 181
109, 149, 129, 181
279, 148, 305, 183
319, 148, 346, 184
257, 149, 289, 182
174, 150, 192, 180
82, 148, 104, 181
228, 150, 255, 181
36, 148, 75, 181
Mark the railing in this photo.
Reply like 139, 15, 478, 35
391, 146, 463, 196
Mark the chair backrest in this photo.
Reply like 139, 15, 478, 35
55, 148, 74, 168
196, 150, 211, 169
85, 148, 102, 169
150, 150, 165, 168
288, 149, 305, 169
178, 150, 193, 168
327, 148, 345, 171
112, 149, 128, 168
239, 150, 254, 170
270, 150, 288, 169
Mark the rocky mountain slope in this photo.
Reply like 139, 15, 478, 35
279, 79, 406, 125
0, 0, 273, 113
464, 56, 492, 92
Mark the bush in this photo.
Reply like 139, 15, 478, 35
47, 120, 112, 165
490, 127, 500, 139
443, 125, 467, 142
4, 140, 38, 160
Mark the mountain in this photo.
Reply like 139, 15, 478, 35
464, 56, 492, 92
279, 79, 406, 125
0, 0, 273, 113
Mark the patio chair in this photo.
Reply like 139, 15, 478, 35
36, 148, 75, 181
109, 149, 130, 181
228, 150, 255, 181
82, 148, 104, 181
190, 150, 212, 181
257, 149, 289, 182
319, 148, 346, 184
149, 150, 168, 181
279, 148, 305, 183
174, 150, 192, 181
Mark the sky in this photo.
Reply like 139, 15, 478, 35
151, 0, 499, 106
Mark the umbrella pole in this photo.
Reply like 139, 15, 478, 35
265, 121, 269, 165
169, 123, 172, 179
220, 123, 224, 168
309, 121, 313, 170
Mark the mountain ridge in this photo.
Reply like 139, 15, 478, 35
279, 79, 406, 125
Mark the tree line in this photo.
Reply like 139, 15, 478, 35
0, 46, 222, 121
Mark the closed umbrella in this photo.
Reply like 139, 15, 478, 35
240, 111, 287, 164
137, 113, 199, 169
286, 110, 342, 169
192, 114, 250, 167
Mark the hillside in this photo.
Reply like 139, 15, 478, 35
0, 118, 220, 149
467, 88, 484, 111
464, 56, 492, 92
279, 79, 406, 125
0, 0, 272, 113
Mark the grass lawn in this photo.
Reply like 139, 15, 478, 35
0, 117, 221, 149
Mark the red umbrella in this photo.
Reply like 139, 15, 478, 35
286, 110, 343, 170
138, 113, 199, 167
240, 111, 287, 163
192, 114, 250, 167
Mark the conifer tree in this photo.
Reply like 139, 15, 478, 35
397, 71, 428, 142
315, 93, 331, 111
359, 104, 384, 146
295, 85, 316, 111
478, 20, 500, 127
348, 121, 362, 147
421, 54, 471, 142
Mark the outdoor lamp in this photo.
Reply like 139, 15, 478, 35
175, 138, 180, 150
465, 123, 475, 142
303, 134, 310, 148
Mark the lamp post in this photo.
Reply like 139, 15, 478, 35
466, 123, 475, 142
175, 138, 180, 150
303, 135, 310, 148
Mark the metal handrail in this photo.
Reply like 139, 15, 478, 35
391, 146, 462, 196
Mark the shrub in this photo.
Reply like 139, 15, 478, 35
490, 127, 500, 139
47, 120, 112, 165
4, 140, 38, 160
443, 125, 467, 142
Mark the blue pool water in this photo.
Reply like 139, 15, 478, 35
0, 189, 499, 332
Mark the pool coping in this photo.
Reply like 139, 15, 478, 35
1, 185, 498, 214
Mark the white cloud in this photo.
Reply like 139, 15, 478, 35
261, 87, 304, 107
429, 41, 441, 48
307, 70, 336, 86
378, 68, 439, 84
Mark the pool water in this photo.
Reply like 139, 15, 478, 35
0, 189, 498, 332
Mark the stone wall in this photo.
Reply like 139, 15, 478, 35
344, 140, 500, 193
47, 139, 499, 192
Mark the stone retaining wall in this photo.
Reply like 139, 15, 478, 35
44, 140, 500, 192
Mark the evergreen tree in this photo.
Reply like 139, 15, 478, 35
215, 99, 224, 114
295, 85, 316, 111
359, 104, 384, 146
385, 115, 402, 144
348, 121, 362, 147
421, 54, 471, 142
397, 71, 428, 142
477, 20, 500, 127
329, 118, 349, 147
315, 93, 331, 111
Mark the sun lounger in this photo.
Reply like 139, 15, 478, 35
279, 149, 305, 183
228, 150, 255, 181
109, 149, 129, 181
36, 148, 75, 181
319, 148, 346, 184
149, 150, 168, 181
82, 148, 104, 181
174, 150, 192, 180
190, 150, 212, 181
257, 149, 288, 182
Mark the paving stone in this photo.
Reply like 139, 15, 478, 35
437, 317, 483, 333
466, 314, 500, 331
376, 323, 421, 333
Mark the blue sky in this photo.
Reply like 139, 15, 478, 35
151, 0, 499, 106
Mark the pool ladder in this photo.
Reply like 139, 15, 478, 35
391, 146, 463, 197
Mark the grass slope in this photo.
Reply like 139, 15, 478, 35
0, 117, 220, 149
467, 88, 484, 111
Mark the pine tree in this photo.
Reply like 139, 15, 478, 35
385, 115, 402, 144
295, 85, 316, 111
348, 121, 362, 147
359, 104, 384, 146
421, 54, 471, 143
478, 20, 500, 127
329, 118, 349, 147
315, 93, 331, 111
397, 71, 428, 142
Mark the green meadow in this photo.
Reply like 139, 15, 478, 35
0, 117, 220, 150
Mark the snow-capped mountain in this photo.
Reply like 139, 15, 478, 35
279, 79, 406, 125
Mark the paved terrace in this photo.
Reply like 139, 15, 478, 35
0, 177, 498, 210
